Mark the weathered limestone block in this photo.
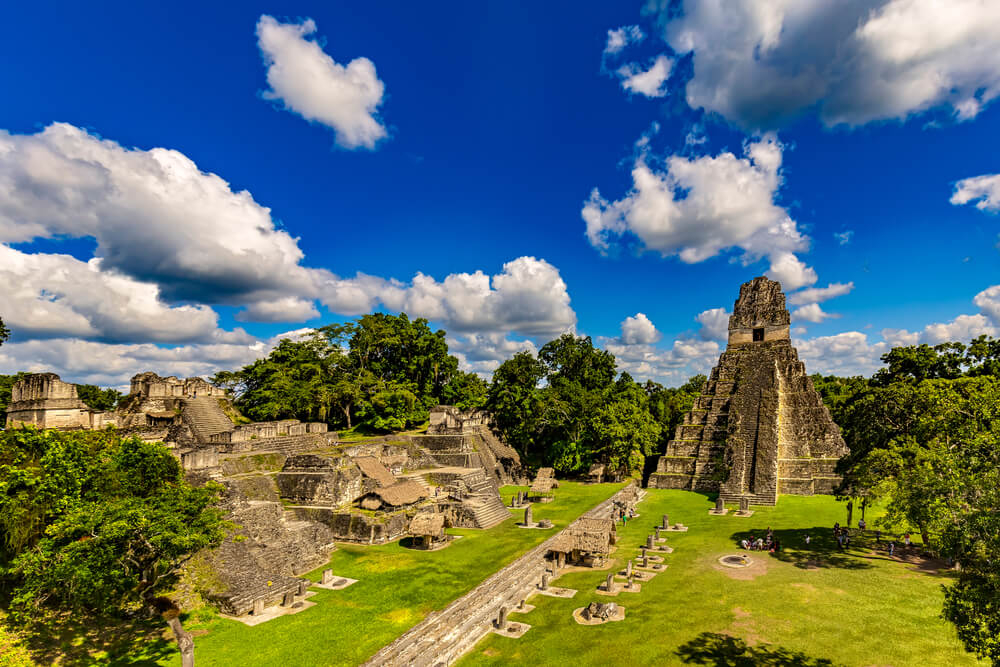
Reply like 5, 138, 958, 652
275, 455, 363, 506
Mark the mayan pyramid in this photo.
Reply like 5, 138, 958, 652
648, 277, 848, 505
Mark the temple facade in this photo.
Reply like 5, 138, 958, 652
648, 277, 848, 505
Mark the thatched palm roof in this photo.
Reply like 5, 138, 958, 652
355, 456, 396, 487
409, 513, 445, 537
547, 529, 612, 555
372, 480, 428, 507
530, 477, 556, 494
575, 517, 615, 534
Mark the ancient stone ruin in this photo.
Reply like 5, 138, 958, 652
4, 373, 117, 430
649, 277, 848, 504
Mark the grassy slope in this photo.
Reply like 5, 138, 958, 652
159, 481, 624, 667
460, 489, 983, 667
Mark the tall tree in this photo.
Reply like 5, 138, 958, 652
0, 316, 9, 347
0, 429, 225, 667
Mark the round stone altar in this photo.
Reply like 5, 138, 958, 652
718, 554, 753, 568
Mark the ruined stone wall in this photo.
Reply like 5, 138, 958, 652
5, 373, 113, 429
275, 454, 366, 506
288, 507, 410, 544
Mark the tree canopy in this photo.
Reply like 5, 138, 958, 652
215, 313, 485, 433
0, 428, 225, 666
814, 339, 1000, 665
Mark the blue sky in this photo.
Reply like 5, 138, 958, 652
2, 0, 1000, 387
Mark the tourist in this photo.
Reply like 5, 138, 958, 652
875, 529, 881, 543
904, 532, 912, 547
805, 534, 811, 546
889, 541, 895, 557
741, 538, 750, 550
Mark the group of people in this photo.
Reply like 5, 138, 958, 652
740, 527, 781, 553
833, 522, 852, 550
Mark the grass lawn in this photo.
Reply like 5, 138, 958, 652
146, 481, 625, 667
459, 489, 984, 667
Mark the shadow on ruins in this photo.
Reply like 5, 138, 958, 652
676, 632, 840, 667
728, 529, 873, 571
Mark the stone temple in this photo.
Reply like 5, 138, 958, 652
648, 277, 848, 505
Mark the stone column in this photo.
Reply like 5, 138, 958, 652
518, 599, 526, 610
647, 534, 655, 549
740, 497, 750, 513
540, 573, 549, 590
605, 573, 614, 591
497, 607, 507, 629
297, 580, 308, 595
655, 526, 661, 539
281, 591, 295, 607
626, 559, 633, 578
662, 514, 670, 529
252, 598, 265, 615
557, 552, 565, 570
524, 505, 533, 526
715, 496, 725, 512
322, 569, 333, 585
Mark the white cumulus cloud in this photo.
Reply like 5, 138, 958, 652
620, 313, 662, 345
617, 55, 673, 98
582, 135, 816, 290
787, 282, 854, 306
256, 15, 387, 150
951, 173, 1000, 213
658, 0, 1000, 129
791, 303, 838, 324
604, 25, 644, 55
695, 307, 730, 341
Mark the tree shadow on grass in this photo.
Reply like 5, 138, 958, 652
7, 610, 178, 666
677, 632, 841, 666
729, 528, 873, 571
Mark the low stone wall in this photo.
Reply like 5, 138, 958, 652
289, 507, 411, 544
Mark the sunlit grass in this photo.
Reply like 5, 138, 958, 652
459, 489, 984, 667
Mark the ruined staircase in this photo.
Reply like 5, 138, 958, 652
182, 396, 234, 442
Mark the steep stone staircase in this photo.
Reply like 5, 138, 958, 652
182, 396, 234, 442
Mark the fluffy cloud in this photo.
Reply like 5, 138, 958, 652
617, 55, 672, 98
791, 303, 838, 324
658, 0, 1000, 129
695, 307, 729, 341
787, 282, 854, 306
605, 336, 719, 385
604, 25, 644, 55
235, 297, 320, 323
447, 333, 537, 376
620, 313, 661, 345
0, 245, 224, 343
256, 15, 387, 149
0, 124, 576, 348
0, 332, 308, 389
951, 173, 1000, 213
321, 257, 577, 339
881, 284, 1000, 347
0, 123, 320, 311
794, 331, 888, 377
582, 135, 816, 290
